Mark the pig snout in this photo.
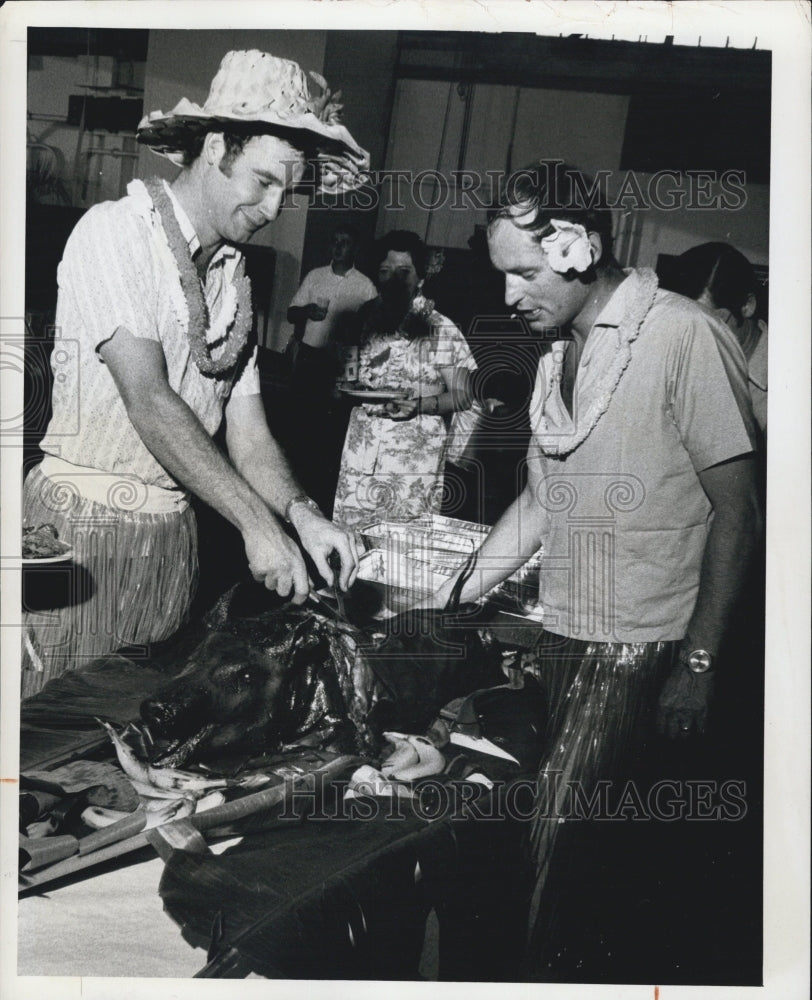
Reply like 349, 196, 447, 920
139, 633, 287, 738
140, 689, 205, 736
135, 627, 336, 766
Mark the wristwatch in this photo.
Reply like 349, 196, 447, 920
680, 647, 715, 674
284, 493, 321, 524
420, 394, 440, 416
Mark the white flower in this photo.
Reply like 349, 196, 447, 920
541, 219, 593, 274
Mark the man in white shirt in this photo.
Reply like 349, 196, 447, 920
286, 225, 377, 512
22, 50, 368, 696
287, 225, 377, 358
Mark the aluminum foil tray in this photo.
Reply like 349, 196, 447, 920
358, 516, 543, 611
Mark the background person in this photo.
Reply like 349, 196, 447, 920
286, 224, 377, 371
21, 50, 367, 698
286, 225, 377, 512
332, 230, 476, 529
665, 241, 768, 437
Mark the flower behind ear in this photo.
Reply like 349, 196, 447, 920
541, 220, 594, 274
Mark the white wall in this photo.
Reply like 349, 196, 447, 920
631, 175, 769, 267
27, 54, 144, 206
509, 88, 630, 177
381, 82, 630, 250
379, 79, 769, 270
138, 30, 327, 350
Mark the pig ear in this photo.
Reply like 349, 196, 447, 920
291, 616, 319, 643
285, 618, 329, 661
205, 631, 247, 657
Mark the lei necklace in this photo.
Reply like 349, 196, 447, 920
144, 178, 253, 376
533, 268, 659, 456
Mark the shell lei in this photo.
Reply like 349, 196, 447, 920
144, 178, 253, 376
534, 268, 659, 456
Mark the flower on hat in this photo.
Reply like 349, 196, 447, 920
307, 71, 344, 126
541, 219, 594, 274
425, 249, 445, 278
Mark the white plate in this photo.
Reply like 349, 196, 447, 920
339, 387, 409, 402
22, 549, 74, 565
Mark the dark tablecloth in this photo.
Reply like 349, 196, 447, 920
160, 779, 531, 980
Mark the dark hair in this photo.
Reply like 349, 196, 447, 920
172, 124, 316, 172
487, 160, 617, 270
172, 127, 251, 168
373, 230, 427, 278
672, 242, 763, 323
333, 224, 361, 246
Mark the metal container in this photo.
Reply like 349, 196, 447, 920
358, 515, 543, 614
355, 548, 448, 616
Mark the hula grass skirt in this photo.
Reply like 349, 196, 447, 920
21, 465, 198, 699
519, 632, 679, 974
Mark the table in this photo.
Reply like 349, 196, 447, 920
156, 775, 530, 980
16, 614, 533, 981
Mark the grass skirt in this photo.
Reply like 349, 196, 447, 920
520, 632, 678, 966
21, 465, 198, 699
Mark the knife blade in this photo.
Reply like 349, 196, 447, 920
328, 550, 346, 619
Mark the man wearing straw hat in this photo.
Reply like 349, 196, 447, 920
22, 51, 368, 698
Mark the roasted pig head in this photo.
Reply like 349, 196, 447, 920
140, 617, 359, 767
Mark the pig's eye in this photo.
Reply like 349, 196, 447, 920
218, 664, 255, 688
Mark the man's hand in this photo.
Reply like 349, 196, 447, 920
381, 398, 419, 421
289, 504, 359, 591
242, 512, 311, 603
410, 582, 452, 611
656, 663, 715, 739
306, 302, 329, 321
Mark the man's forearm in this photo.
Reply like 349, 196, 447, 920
225, 394, 359, 592
287, 305, 308, 326
683, 508, 761, 655
228, 419, 304, 520
125, 387, 274, 534
682, 456, 763, 656
452, 486, 544, 603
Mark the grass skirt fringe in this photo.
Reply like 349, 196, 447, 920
21, 465, 198, 699
520, 633, 678, 960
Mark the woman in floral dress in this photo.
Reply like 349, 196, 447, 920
333, 231, 476, 529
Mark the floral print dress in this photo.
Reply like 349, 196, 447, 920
333, 312, 475, 528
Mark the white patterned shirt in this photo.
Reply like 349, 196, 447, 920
40, 179, 260, 489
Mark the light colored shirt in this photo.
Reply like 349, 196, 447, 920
747, 319, 768, 433
40, 179, 260, 490
289, 264, 377, 349
528, 270, 757, 643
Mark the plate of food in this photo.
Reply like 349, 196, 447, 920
22, 524, 74, 563
338, 386, 409, 402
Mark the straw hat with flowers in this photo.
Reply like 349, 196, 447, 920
137, 49, 369, 194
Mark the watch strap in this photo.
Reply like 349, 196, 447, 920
284, 493, 321, 524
